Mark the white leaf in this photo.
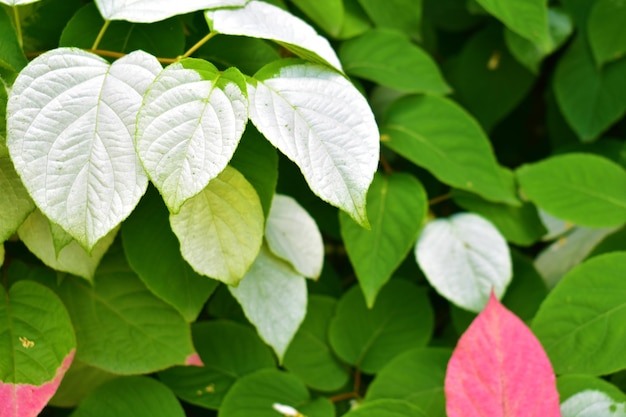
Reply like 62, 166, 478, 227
18, 210, 118, 282
170, 166, 264, 285
265, 194, 323, 279
229, 246, 307, 360
93, 0, 240, 23
7, 48, 161, 249
0, 152, 35, 242
538, 209, 574, 241
561, 390, 626, 417
137, 60, 248, 212
206, 1, 343, 72
415, 212, 512, 313
248, 60, 379, 227
0, 0, 42, 5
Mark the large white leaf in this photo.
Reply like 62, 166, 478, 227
18, 210, 118, 282
561, 390, 626, 417
136, 60, 248, 212
205, 1, 343, 72
265, 194, 323, 279
415, 213, 512, 312
7, 48, 161, 250
248, 60, 379, 227
0, 0, 42, 5
93, 0, 244, 23
229, 246, 307, 361
170, 166, 264, 285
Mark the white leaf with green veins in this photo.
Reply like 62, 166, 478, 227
93, 0, 244, 23
206, 1, 343, 72
7, 48, 161, 250
561, 390, 626, 417
170, 166, 264, 286
229, 246, 307, 361
265, 194, 323, 279
136, 60, 248, 213
18, 210, 118, 282
248, 60, 379, 227
415, 213, 512, 313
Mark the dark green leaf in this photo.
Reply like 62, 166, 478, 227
382, 94, 518, 205
357, 0, 422, 40
340, 173, 427, 306
0, 7, 27, 73
532, 252, 626, 375
588, 0, 626, 67
196, 36, 280, 75
340, 29, 449, 94
557, 374, 626, 403
49, 359, 117, 407
344, 399, 428, 417
328, 280, 434, 374
18, 0, 83, 53
423, 0, 483, 32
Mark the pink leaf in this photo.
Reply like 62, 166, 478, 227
445, 293, 561, 417
0, 350, 75, 417
185, 352, 205, 367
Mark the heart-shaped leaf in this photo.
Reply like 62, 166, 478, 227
0, 281, 76, 417
248, 59, 379, 227
136, 59, 248, 212
7, 48, 161, 250
445, 293, 560, 417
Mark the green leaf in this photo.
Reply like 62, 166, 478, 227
229, 126, 278, 219
558, 374, 626, 404
337, 0, 371, 39
49, 359, 117, 407
196, 35, 280, 76
516, 153, 626, 228
443, 24, 536, 132
561, 390, 626, 417
588, 0, 626, 67
532, 252, 626, 375
340, 173, 427, 307
229, 246, 307, 360
588, 226, 626, 258
475, 0, 550, 49
382, 94, 518, 205
170, 166, 264, 286
365, 348, 452, 417
452, 189, 547, 246
158, 320, 276, 410
121, 187, 218, 322
553, 36, 626, 141
206, 1, 342, 71
7, 48, 162, 249
289, 0, 344, 38
339, 29, 450, 94
0, 7, 27, 73
18, 210, 118, 282
17, 0, 82, 53
357, 0, 422, 41
415, 213, 512, 313
249, 59, 380, 227
219, 369, 334, 417
0, 151, 35, 242
283, 295, 349, 392
343, 399, 428, 417
328, 280, 434, 374
60, 3, 185, 58
71, 376, 185, 417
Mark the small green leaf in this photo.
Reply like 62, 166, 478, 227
122, 187, 218, 322
158, 320, 276, 410
329, 280, 434, 374
588, 0, 626, 67
0, 7, 27, 73
170, 166, 264, 286
71, 376, 185, 417
532, 252, 626, 375
357, 0, 422, 40
517, 153, 626, 228
344, 399, 428, 417
382, 94, 518, 205
289, 0, 344, 37
283, 296, 349, 392
339, 29, 450, 94
340, 173, 427, 307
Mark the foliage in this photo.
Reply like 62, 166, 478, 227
1, 0, 625, 415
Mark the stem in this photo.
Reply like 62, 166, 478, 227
429, 193, 451, 206
178, 31, 217, 60
328, 391, 358, 403
379, 154, 393, 174
13, 6, 23, 48
92, 20, 111, 50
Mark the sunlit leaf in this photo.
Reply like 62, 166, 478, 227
0, 0, 43, 5
588, 0, 626, 67
93, 0, 238, 23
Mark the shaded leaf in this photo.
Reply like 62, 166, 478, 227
0, 7, 27, 73
0, 151, 34, 242
49, 359, 117, 408
357, 0, 422, 40
344, 399, 428, 417
588, 0, 626, 67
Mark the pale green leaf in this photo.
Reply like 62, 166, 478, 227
18, 210, 118, 282
532, 252, 626, 375
170, 166, 264, 285
382, 95, 518, 205
561, 390, 626, 417
7, 48, 162, 249
415, 213, 512, 313
517, 153, 626, 228
588, 0, 626, 67
136, 59, 247, 212
248, 60, 379, 227
206, 1, 342, 71
93, 0, 238, 23
0, 152, 35, 242
340, 173, 427, 307
265, 194, 323, 279
290, 0, 344, 38
229, 246, 307, 360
